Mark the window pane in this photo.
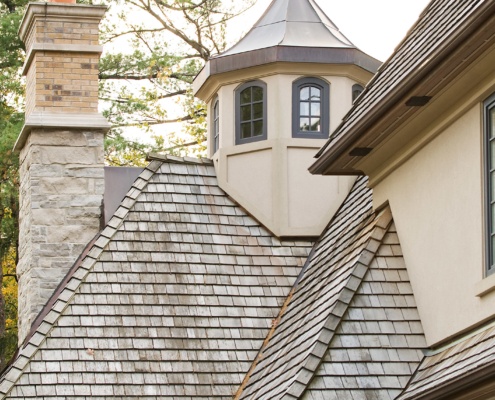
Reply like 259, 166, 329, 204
300, 118, 310, 131
491, 235, 495, 267
491, 172, 495, 200
252, 86, 263, 102
310, 118, 321, 132
492, 203, 495, 233
241, 105, 251, 122
300, 87, 310, 101
253, 103, 263, 120
491, 140, 495, 169
491, 108, 495, 138
300, 102, 309, 116
213, 102, 219, 119
240, 88, 251, 105
241, 122, 251, 138
311, 102, 321, 117
253, 121, 263, 137
310, 87, 321, 100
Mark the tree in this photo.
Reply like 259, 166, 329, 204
0, 0, 26, 368
99, 0, 254, 164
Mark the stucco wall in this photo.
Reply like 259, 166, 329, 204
209, 73, 359, 237
373, 104, 493, 345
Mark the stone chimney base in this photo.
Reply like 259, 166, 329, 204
17, 128, 105, 341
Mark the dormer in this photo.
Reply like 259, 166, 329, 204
193, 0, 380, 238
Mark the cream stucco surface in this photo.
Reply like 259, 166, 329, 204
372, 104, 493, 345
208, 71, 365, 237
226, 149, 273, 223
287, 148, 353, 229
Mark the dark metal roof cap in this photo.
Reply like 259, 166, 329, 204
221, 0, 354, 57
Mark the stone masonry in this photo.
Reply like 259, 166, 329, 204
16, 1, 108, 342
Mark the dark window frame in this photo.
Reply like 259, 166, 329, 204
235, 81, 267, 145
352, 84, 364, 103
292, 77, 330, 139
212, 96, 219, 154
485, 93, 495, 276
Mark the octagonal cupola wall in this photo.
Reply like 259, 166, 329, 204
193, 0, 381, 238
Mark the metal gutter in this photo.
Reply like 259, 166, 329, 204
309, 0, 495, 176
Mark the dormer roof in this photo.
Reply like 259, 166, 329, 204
221, 0, 353, 56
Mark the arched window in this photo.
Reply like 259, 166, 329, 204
292, 77, 330, 139
352, 84, 364, 103
212, 96, 219, 153
235, 81, 267, 145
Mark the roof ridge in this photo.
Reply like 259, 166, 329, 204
0, 160, 164, 397
236, 202, 394, 399
285, 206, 393, 398
147, 152, 213, 165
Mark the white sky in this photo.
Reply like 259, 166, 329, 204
227, 0, 432, 62
115, 0, 433, 145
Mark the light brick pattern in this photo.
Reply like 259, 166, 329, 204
1, 157, 312, 399
17, 129, 104, 342
17, 3, 108, 343
26, 52, 99, 116
23, 8, 102, 117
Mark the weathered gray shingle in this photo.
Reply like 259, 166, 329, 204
0, 157, 312, 399
303, 223, 425, 400
398, 321, 495, 400
237, 178, 426, 399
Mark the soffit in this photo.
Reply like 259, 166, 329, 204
310, 0, 495, 176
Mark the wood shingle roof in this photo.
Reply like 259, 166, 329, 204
398, 321, 495, 400
310, 0, 495, 175
237, 178, 426, 399
0, 156, 313, 399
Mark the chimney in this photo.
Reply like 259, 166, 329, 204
16, 0, 109, 342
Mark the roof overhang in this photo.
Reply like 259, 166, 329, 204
309, 1, 495, 177
193, 46, 381, 100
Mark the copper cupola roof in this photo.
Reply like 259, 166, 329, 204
221, 0, 354, 55
193, 0, 381, 99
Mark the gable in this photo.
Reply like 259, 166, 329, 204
0, 156, 312, 399
236, 177, 426, 399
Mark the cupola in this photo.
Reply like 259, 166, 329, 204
193, 0, 381, 238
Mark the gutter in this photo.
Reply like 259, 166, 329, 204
309, 0, 495, 175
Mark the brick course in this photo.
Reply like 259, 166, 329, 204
16, 3, 108, 343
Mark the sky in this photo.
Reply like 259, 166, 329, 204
227, 0, 432, 62
112, 0, 433, 144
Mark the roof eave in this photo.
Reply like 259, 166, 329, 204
193, 46, 381, 99
310, 0, 495, 176
406, 362, 495, 400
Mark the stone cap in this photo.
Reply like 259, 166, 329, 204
19, 2, 107, 43
15, 111, 111, 151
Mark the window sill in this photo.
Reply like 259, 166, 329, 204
475, 272, 495, 297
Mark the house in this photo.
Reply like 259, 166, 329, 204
0, 0, 494, 398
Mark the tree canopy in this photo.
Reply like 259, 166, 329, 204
100, 0, 254, 164
0, 0, 27, 367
